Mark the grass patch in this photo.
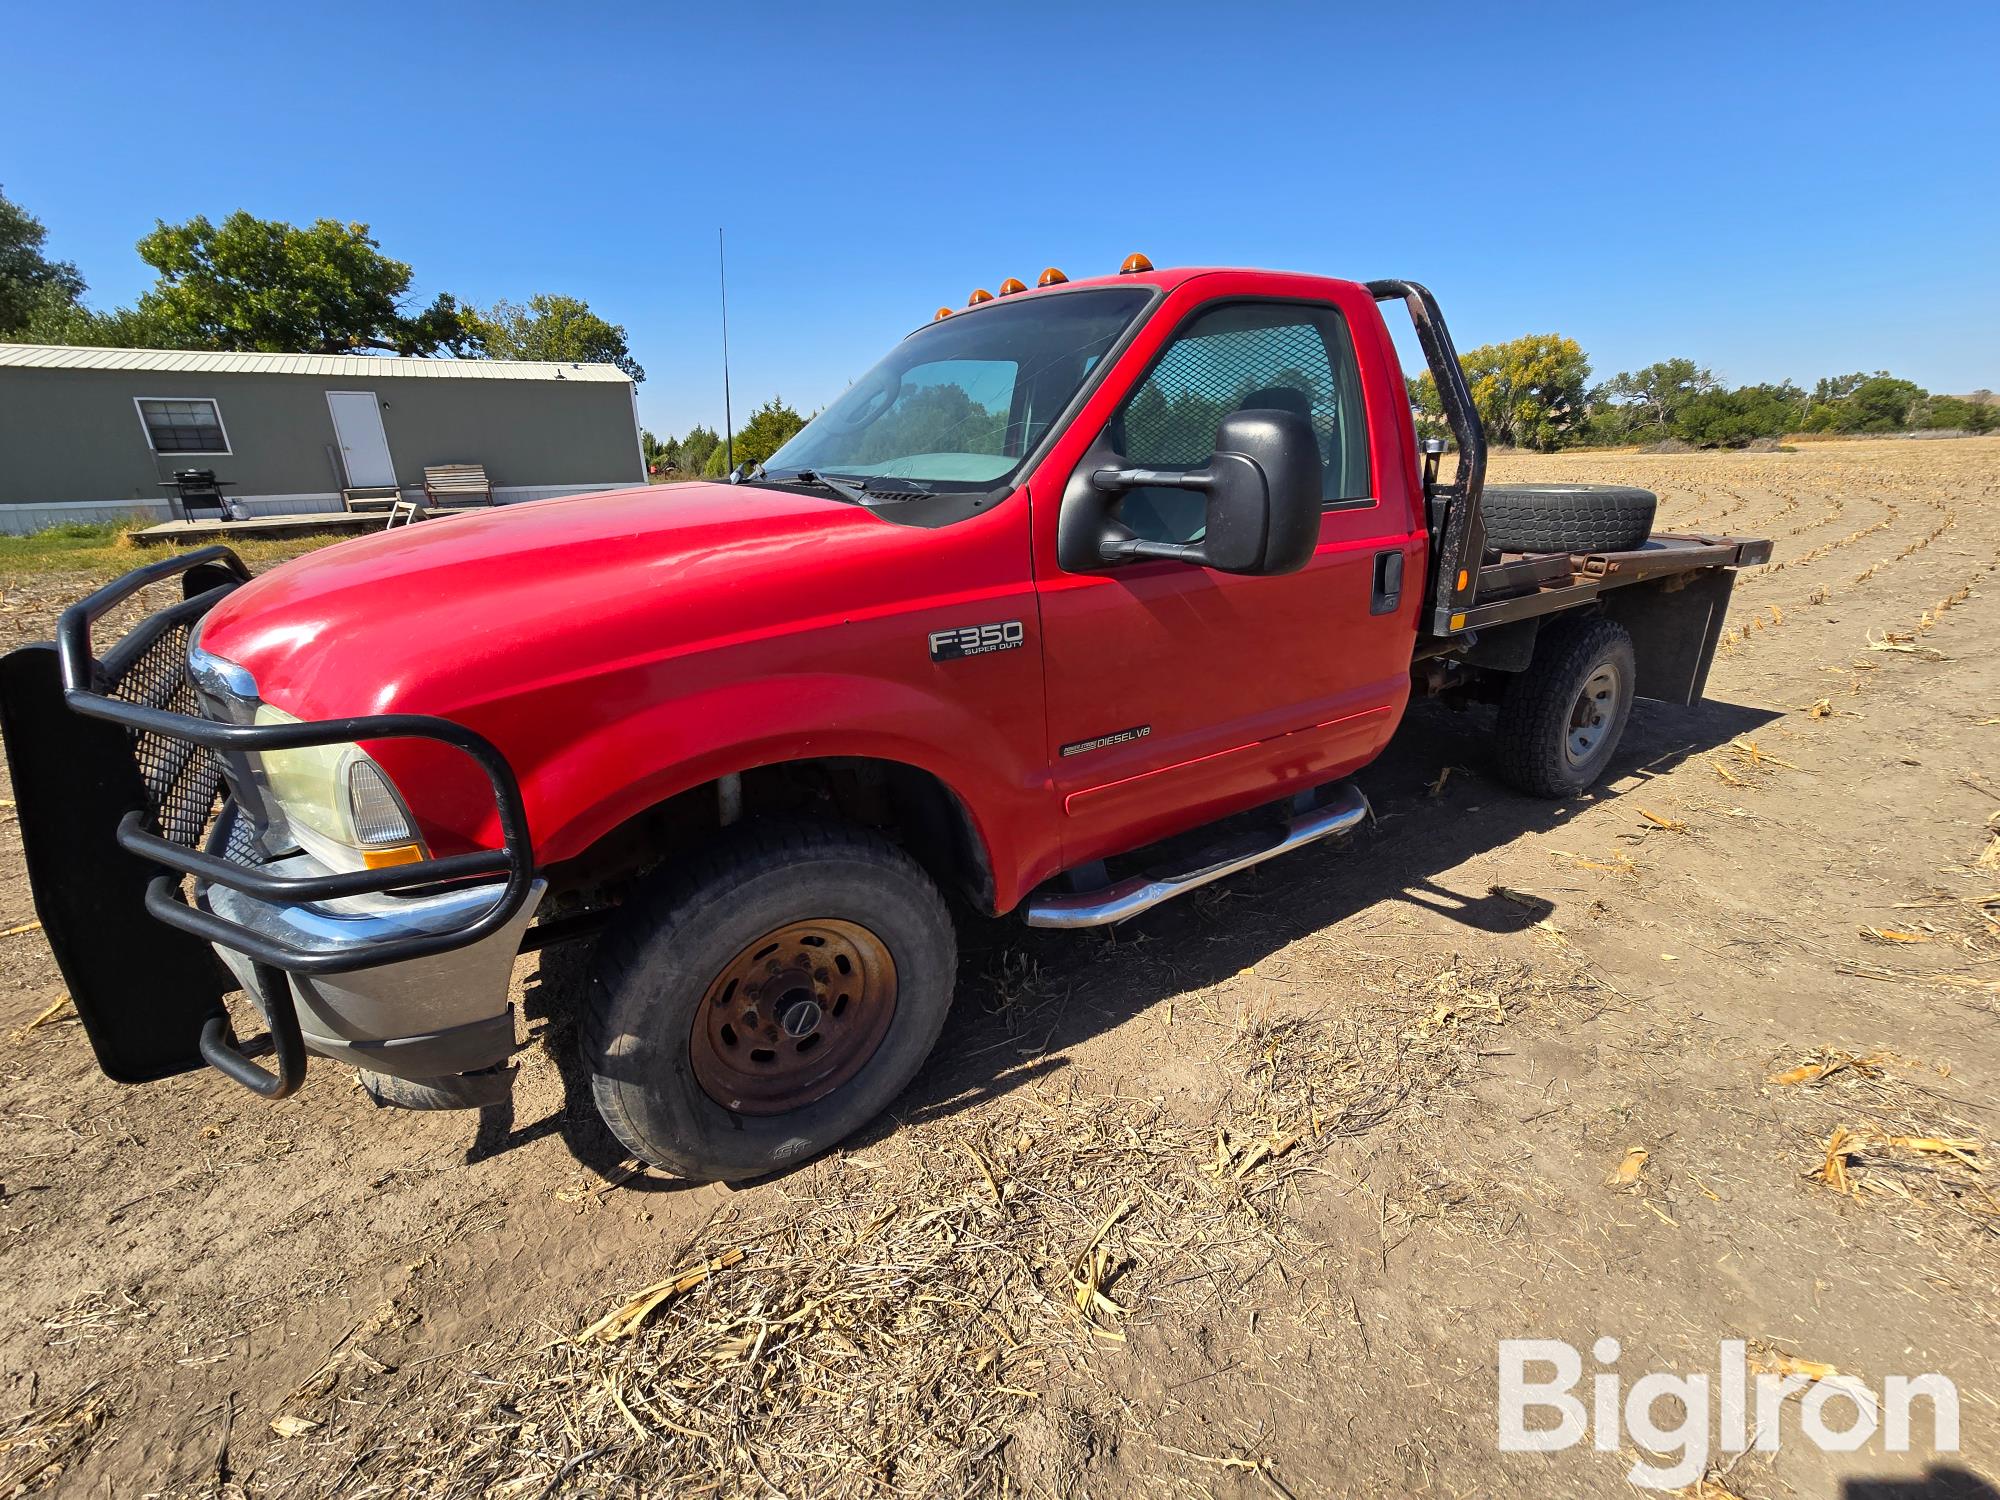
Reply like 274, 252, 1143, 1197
0, 520, 355, 581
0, 521, 130, 572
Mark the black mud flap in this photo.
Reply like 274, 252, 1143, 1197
1601, 567, 1740, 707
0, 643, 230, 1081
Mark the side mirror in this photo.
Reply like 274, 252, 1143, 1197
1090, 408, 1322, 575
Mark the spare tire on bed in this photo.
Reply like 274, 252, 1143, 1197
1479, 484, 1657, 554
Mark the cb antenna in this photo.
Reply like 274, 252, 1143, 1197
719, 227, 735, 474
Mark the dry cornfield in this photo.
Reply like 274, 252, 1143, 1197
0, 437, 1996, 1498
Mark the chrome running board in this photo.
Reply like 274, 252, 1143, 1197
1022, 782, 1371, 929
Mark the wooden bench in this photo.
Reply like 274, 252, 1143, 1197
421, 463, 495, 508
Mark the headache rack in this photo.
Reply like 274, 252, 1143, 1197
1367, 278, 1772, 645
0, 546, 534, 1096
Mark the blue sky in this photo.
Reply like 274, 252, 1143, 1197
6, 2, 1996, 439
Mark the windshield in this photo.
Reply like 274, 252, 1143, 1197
762, 288, 1150, 491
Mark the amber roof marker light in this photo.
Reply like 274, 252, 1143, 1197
933, 307, 953, 321
966, 288, 994, 306
997, 277, 1027, 296
1119, 252, 1153, 274
1037, 267, 1068, 287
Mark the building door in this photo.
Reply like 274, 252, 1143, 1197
326, 391, 396, 489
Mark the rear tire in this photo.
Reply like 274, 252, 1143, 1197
582, 822, 957, 1182
1492, 616, 1637, 798
1481, 484, 1657, 554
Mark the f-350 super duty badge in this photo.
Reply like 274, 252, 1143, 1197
929, 620, 1025, 661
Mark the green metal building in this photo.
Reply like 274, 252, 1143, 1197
0, 343, 646, 533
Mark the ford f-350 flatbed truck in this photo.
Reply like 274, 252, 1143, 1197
0, 262, 1769, 1180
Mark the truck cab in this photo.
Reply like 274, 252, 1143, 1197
0, 261, 1768, 1181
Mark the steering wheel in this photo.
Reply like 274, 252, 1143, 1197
831, 376, 901, 431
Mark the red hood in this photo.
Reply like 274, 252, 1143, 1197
196, 481, 919, 717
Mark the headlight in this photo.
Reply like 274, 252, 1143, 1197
252, 705, 428, 870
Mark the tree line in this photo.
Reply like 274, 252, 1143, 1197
1409, 335, 1995, 451
26, 178, 1981, 465
643, 333, 1993, 480
0, 185, 643, 378
644, 397, 811, 480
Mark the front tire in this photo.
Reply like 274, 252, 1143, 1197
1492, 616, 1637, 798
582, 822, 957, 1182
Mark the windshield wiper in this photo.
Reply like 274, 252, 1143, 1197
772, 469, 875, 505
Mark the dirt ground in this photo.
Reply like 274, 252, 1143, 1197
1, 437, 1996, 1499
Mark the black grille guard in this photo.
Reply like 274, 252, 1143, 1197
0, 545, 537, 1099
58, 546, 536, 973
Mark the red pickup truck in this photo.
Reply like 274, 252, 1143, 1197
0, 263, 1768, 1181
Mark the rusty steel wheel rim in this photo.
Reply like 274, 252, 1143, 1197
689, 918, 898, 1116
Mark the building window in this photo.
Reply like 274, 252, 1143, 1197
135, 397, 230, 455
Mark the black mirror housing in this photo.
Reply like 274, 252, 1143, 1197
1085, 407, 1323, 576
1202, 409, 1323, 574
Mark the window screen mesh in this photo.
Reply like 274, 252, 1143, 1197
139, 399, 226, 453
1120, 317, 1341, 473
1109, 304, 1371, 545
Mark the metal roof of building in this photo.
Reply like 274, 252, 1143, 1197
0, 343, 633, 383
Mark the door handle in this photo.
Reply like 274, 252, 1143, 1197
1370, 549, 1404, 615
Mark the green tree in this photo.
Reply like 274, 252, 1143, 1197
1916, 395, 1998, 433
16, 291, 163, 347
643, 424, 721, 477
1839, 375, 1926, 432
1671, 384, 1806, 447
1591, 358, 1719, 441
641, 429, 670, 474
0, 186, 86, 336
465, 293, 644, 379
1812, 372, 1869, 405
1415, 334, 1590, 451
709, 397, 808, 474
675, 424, 720, 475
130, 212, 478, 354
1406, 374, 1448, 444
1799, 373, 1928, 433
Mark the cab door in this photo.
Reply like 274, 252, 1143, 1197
1031, 281, 1426, 868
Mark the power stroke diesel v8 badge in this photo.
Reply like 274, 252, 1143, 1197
1060, 725, 1152, 757
928, 620, 1025, 661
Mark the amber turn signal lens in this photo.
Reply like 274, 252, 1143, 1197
997, 277, 1027, 296
966, 288, 994, 306
1119, 252, 1153, 274
1037, 267, 1068, 287
934, 306, 952, 321
1456, 569, 1469, 590
361, 843, 425, 870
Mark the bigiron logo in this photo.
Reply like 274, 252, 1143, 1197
928, 620, 1025, 661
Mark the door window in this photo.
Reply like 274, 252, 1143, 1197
1110, 302, 1371, 545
